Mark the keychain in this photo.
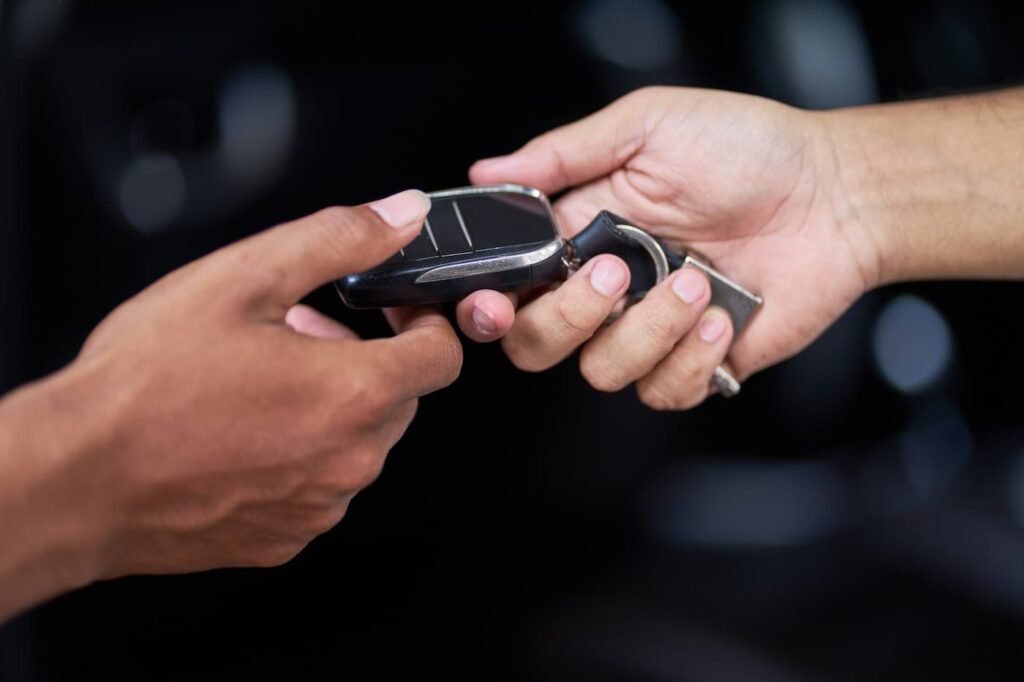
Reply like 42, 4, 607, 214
336, 185, 762, 397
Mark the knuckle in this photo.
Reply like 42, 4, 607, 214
421, 325, 464, 385
245, 263, 284, 299
348, 449, 386, 491
672, 353, 705, 386
254, 542, 305, 568
304, 509, 345, 537
324, 445, 386, 494
262, 466, 309, 502
638, 357, 710, 411
502, 331, 549, 373
223, 241, 284, 300
555, 295, 597, 337
579, 349, 625, 393
637, 302, 685, 346
341, 372, 392, 423
543, 145, 573, 187
637, 381, 678, 411
310, 206, 366, 261
675, 390, 706, 411
395, 398, 418, 432
312, 205, 357, 231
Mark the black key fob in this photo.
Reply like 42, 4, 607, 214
337, 184, 760, 331
336, 185, 566, 308
335, 184, 762, 395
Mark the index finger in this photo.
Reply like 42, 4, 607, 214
501, 255, 630, 372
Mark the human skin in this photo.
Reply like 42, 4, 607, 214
0, 190, 463, 622
456, 86, 1024, 409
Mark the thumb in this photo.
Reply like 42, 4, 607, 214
228, 189, 431, 309
468, 88, 654, 195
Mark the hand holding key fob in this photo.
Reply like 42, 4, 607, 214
336, 184, 762, 396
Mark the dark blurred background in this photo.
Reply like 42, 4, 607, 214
2, 1, 1024, 680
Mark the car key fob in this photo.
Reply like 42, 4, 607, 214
336, 185, 567, 309
335, 184, 763, 396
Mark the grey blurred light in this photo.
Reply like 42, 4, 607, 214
760, 0, 877, 108
576, 0, 682, 71
872, 295, 953, 394
218, 63, 296, 190
646, 458, 845, 548
899, 400, 972, 501
11, 0, 68, 56
859, 401, 971, 517
118, 153, 187, 233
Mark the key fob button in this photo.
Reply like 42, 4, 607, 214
337, 185, 569, 309
401, 230, 438, 260
427, 201, 474, 256
457, 194, 558, 250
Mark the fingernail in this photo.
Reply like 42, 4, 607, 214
672, 268, 709, 304
369, 189, 431, 229
698, 311, 728, 343
472, 306, 498, 335
590, 259, 627, 298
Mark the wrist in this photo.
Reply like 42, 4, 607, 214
818, 89, 1024, 286
0, 360, 119, 618
807, 108, 887, 291
818, 101, 922, 287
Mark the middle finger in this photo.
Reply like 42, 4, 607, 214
579, 267, 711, 392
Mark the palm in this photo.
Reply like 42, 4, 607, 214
548, 94, 871, 378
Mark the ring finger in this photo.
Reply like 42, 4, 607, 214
636, 306, 734, 411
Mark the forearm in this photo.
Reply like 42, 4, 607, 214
0, 367, 108, 622
823, 87, 1024, 285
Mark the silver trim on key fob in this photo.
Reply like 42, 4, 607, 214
415, 239, 564, 283
428, 183, 553, 205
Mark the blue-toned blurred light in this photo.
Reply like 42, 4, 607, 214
11, 0, 69, 56
761, 0, 877, 108
218, 63, 296, 190
118, 153, 186, 233
899, 400, 972, 501
872, 294, 953, 393
645, 457, 845, 548
576, 0, 682, 71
